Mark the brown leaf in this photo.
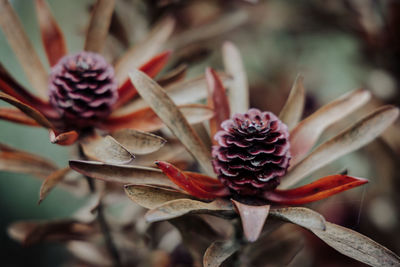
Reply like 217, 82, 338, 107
222, 41, 249, 114
38, 167, 71, 204
35, 0, 67, 66
81, 134, 134, 164
129, 70, 214, 175
115, 16, 175, 84
289, 89, 371, 166
311, 222, 400, 267
145, 198, 234, 222
156, 64, 187, 87
269, 207, 326, 231
84, 0, 115, 53
280, 105, 399, 189
0, 0, 48, 97
111, 129, 166, 155
69, 160, 178, 189
231, 200, 270, 242
203, 240, 241, 267
278, 74, 305, 130
124, 184, 191, 209
0, 107, 39, 126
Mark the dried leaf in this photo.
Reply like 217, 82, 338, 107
0, 92, 53, 128
280, 105, 399, 188
0, 0, 48, 97
84, 0, 115, 53
311, 222, 400, 267
145, 198, 234, 222
278, 74, 305, 130
124, 184, 191, 209
289, 89, 371, 166
81, 134, 134, 164
49, 129, 79, 146
0, 107, 39, 126
222, 41, 249, 114
115, 16, 175, 84
231, 199, 270, 242
157, 63, 187, 87
206, 67, 230, 140
67, 241, 112, 266
269, 207, 326, 231
111, 129, 166, 155
35, 0, 67, 66
203, 240, 241, 267
38, 167, 71, 204
130, 70, 214, 175
69, 160, 178, 189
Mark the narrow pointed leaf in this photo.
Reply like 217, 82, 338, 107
206, 67, 230, 140
80, 134, 134, 164
290, 89, 371, 166
311, 222, 400, 267
0, 107, 39, 126
157, 63, 187, 87
38, 167, 70, 204
35, 0, 67, 66
84, 0, 115, 53
49, 130, 79, 146
115, 16, 175, 84
130, 70, 214, 175
185, 172, 230, 197
222, 41, 249, 114
279, 74, 305, 130
104, 104, 214, 132
203, 240, 241, 267
0, 92, 53, 128
111, 129, 166, 155
269, 207, 326, 230
280, 105, 399, 188
231, 199, 270, 242
145, 198, 234, 222
69, 160, 178, 189
124, 184, 191, 209
0, 0, 48, 97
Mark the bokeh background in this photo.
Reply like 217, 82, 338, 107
1, 0, 399, 266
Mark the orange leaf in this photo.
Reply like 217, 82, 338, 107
264, 175, 368, 205
49, 129, 79, 146
0, 107, 39, 126
35, 0, 67, 66
184, 171, 230, 197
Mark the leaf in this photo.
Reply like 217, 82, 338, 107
38, 167, 70, 204
280, 105, 399, 188
0, 92, 53, 128
0, 107, 39, 126
0, 0, 48, 97
84, 0, 115, 53
115, 16, 175, 84
34, 0, 67, 66
67, 241, 112, 266
111, 129, 166, 155
124, 184, 191, 209
80, 134, 134, 164
222, 41, 249, 114
0, 143, 58, 178
203, 240, 241, 267
157, 63, 187, 87
311, 222, 400, 267
184, 172, 230, 197
145, 198, 234, 222
265, 175, 368, 205
49, 129, 79, 146
231, 199, 270, 242
269, 207, 326, 231
289, 89, 371, 166
206, 67, 230, 140
278, 74, 305, 130
130, 70, 214, 175
69, 160, 178, 189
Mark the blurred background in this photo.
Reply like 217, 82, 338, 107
0, 0, 399, 266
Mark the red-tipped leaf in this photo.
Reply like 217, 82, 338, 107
264, 175, 368, 205
115, 51, 172, 108
184, 171, 230, 197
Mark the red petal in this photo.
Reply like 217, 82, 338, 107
49, 130, 79, 146
35, 0, 67, 66
155, 161, 221, 200
114, 50, 172, 108
0, 107, 39, 126
184, 171, 230, 197
206, 67, 230, 142
264, 175, 368, 205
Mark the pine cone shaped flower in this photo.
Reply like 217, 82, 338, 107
49, 52, 118, 129
212, 108, 291, 195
